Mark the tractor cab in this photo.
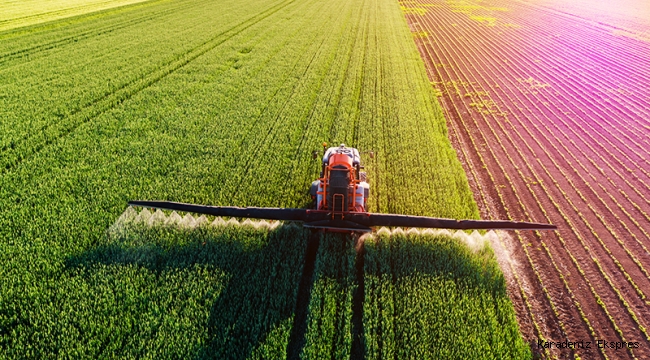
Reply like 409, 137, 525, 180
322, 144, 361, 170
310, 144, 370, 212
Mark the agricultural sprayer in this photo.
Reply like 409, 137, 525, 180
129, 143, 556, 233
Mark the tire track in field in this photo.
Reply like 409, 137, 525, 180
197, 0, 327, 203
0, 0, 296, 177
227, 0, 339, 205
350, 234, 365, 359
376, 0, 393, 215
278, 0, 359, 207
328, 0, 368, 153
0, 0, 296, 175
286, 230, 320, 359
0, 0, 232, 147
186, 0, 333, 206
368, 0, 388, 214
228, 29, 328, 204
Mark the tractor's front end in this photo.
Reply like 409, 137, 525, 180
310, 144, 370, 213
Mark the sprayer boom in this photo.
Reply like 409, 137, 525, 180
128, 200, 557, 232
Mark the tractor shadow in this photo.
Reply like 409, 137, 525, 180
65, 215, 314, 359
65, 213, 519, 359
361, 230, 527, 359
366, 231, 507, 294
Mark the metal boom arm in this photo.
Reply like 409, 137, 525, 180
128, 200, 557, 231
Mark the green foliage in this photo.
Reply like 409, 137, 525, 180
364, 230, 531, 359
0, 0, 526, 357
0, 0, 478, 217
300, 234, 356, 358
2, 214, 307, 358
0, 0, 155, 32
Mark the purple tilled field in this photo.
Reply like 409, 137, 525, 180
401, 0, 650, 358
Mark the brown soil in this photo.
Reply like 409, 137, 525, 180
401, 0, 650, 358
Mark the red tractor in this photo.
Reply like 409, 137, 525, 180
310, 143, 370, 213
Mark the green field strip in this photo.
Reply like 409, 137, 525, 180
327, 0, 371, 147
0, 0, 173, 42
0, 0, 332, 181
0, 0, 279, 145
177, 0, 339, 207
4, 211, 308, 358
0, 0, 192, 63
0, 3, 353, 350
277, 4, 361, 206
363, 230, 531, 359
0, 0, 205, 61
351, 0, 478, 219
215, 4, 353, 205
0, 1, 207, 149
226, 5, 355, 208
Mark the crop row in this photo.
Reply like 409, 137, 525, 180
0, 0, 296, 172
452, 19, 650, 333
422, 1, 640, 352
300, 234, 356, 358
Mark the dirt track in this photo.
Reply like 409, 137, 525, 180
401, 0, 650, 358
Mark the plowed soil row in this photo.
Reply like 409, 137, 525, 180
400, 0, 650, 358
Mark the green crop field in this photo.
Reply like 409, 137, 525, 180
0, 0, 528, 358
364, 229, 530, 358
62, 210, 309, 358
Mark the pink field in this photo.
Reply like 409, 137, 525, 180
401, 0, 650, 358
